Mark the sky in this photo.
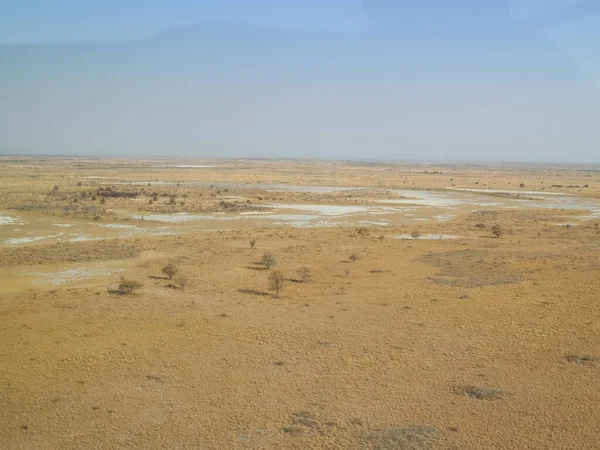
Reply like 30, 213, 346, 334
1, 0, 599, 162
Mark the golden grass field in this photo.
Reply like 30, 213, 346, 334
1, 158, 599, 449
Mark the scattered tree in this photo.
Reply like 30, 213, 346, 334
492, 225, 503, 238
260, 252, 277, 269
117, 277, 142, 295
162, 263, 178, 280
411, 231, 422, 240
297, 267, 312, 283
268, 270, 285, 297
250, 239, 256, 249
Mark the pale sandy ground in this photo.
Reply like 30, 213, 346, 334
1, 158, 599, 449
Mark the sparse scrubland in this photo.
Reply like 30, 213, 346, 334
1, 158, 599, 449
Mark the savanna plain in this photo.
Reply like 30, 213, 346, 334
1, 158, 599, 449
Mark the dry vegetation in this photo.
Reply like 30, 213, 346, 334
0, 240, 140, 267
1, 158, 599, 449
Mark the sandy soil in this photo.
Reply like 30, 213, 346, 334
1, 158, 599, 449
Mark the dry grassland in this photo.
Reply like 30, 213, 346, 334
1, 158, 599, 449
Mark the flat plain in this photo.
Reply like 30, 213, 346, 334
1, 158, 599, 449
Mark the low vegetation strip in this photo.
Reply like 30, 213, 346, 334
420, 249, 522, 287
0, 240, 140, 267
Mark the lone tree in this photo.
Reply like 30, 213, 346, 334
268, 270, 285, 298
492, 225, 503, 239
260, 252, 277, 269
250, 239, 256, 249
117, 277, 142, 295
297, 267, 312, 283
411, 230, 422, 240
162, 263, 178, 280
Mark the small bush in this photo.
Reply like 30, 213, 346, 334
453, 385, 507, 401
492, 225, 503, 238
475, 223, 486, 229
260, 252, 277, 269
162, 263, 178, 280
268, 270, 285, 297
356, 227, 370, 237
411, 231, 422, 240
566, 354, 598, 366
250, 239, 256, 249
349, 253, 360, 262
53, 185, 59, 191
297, 267, 312, 282
117, 277, 142, 295
377, 235, 385, 241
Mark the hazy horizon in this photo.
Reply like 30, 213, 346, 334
1, 1, 599, 163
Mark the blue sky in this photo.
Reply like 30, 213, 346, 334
0, 0, 594, 43
0, 1, 599, 162
0, 1, 369, 42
